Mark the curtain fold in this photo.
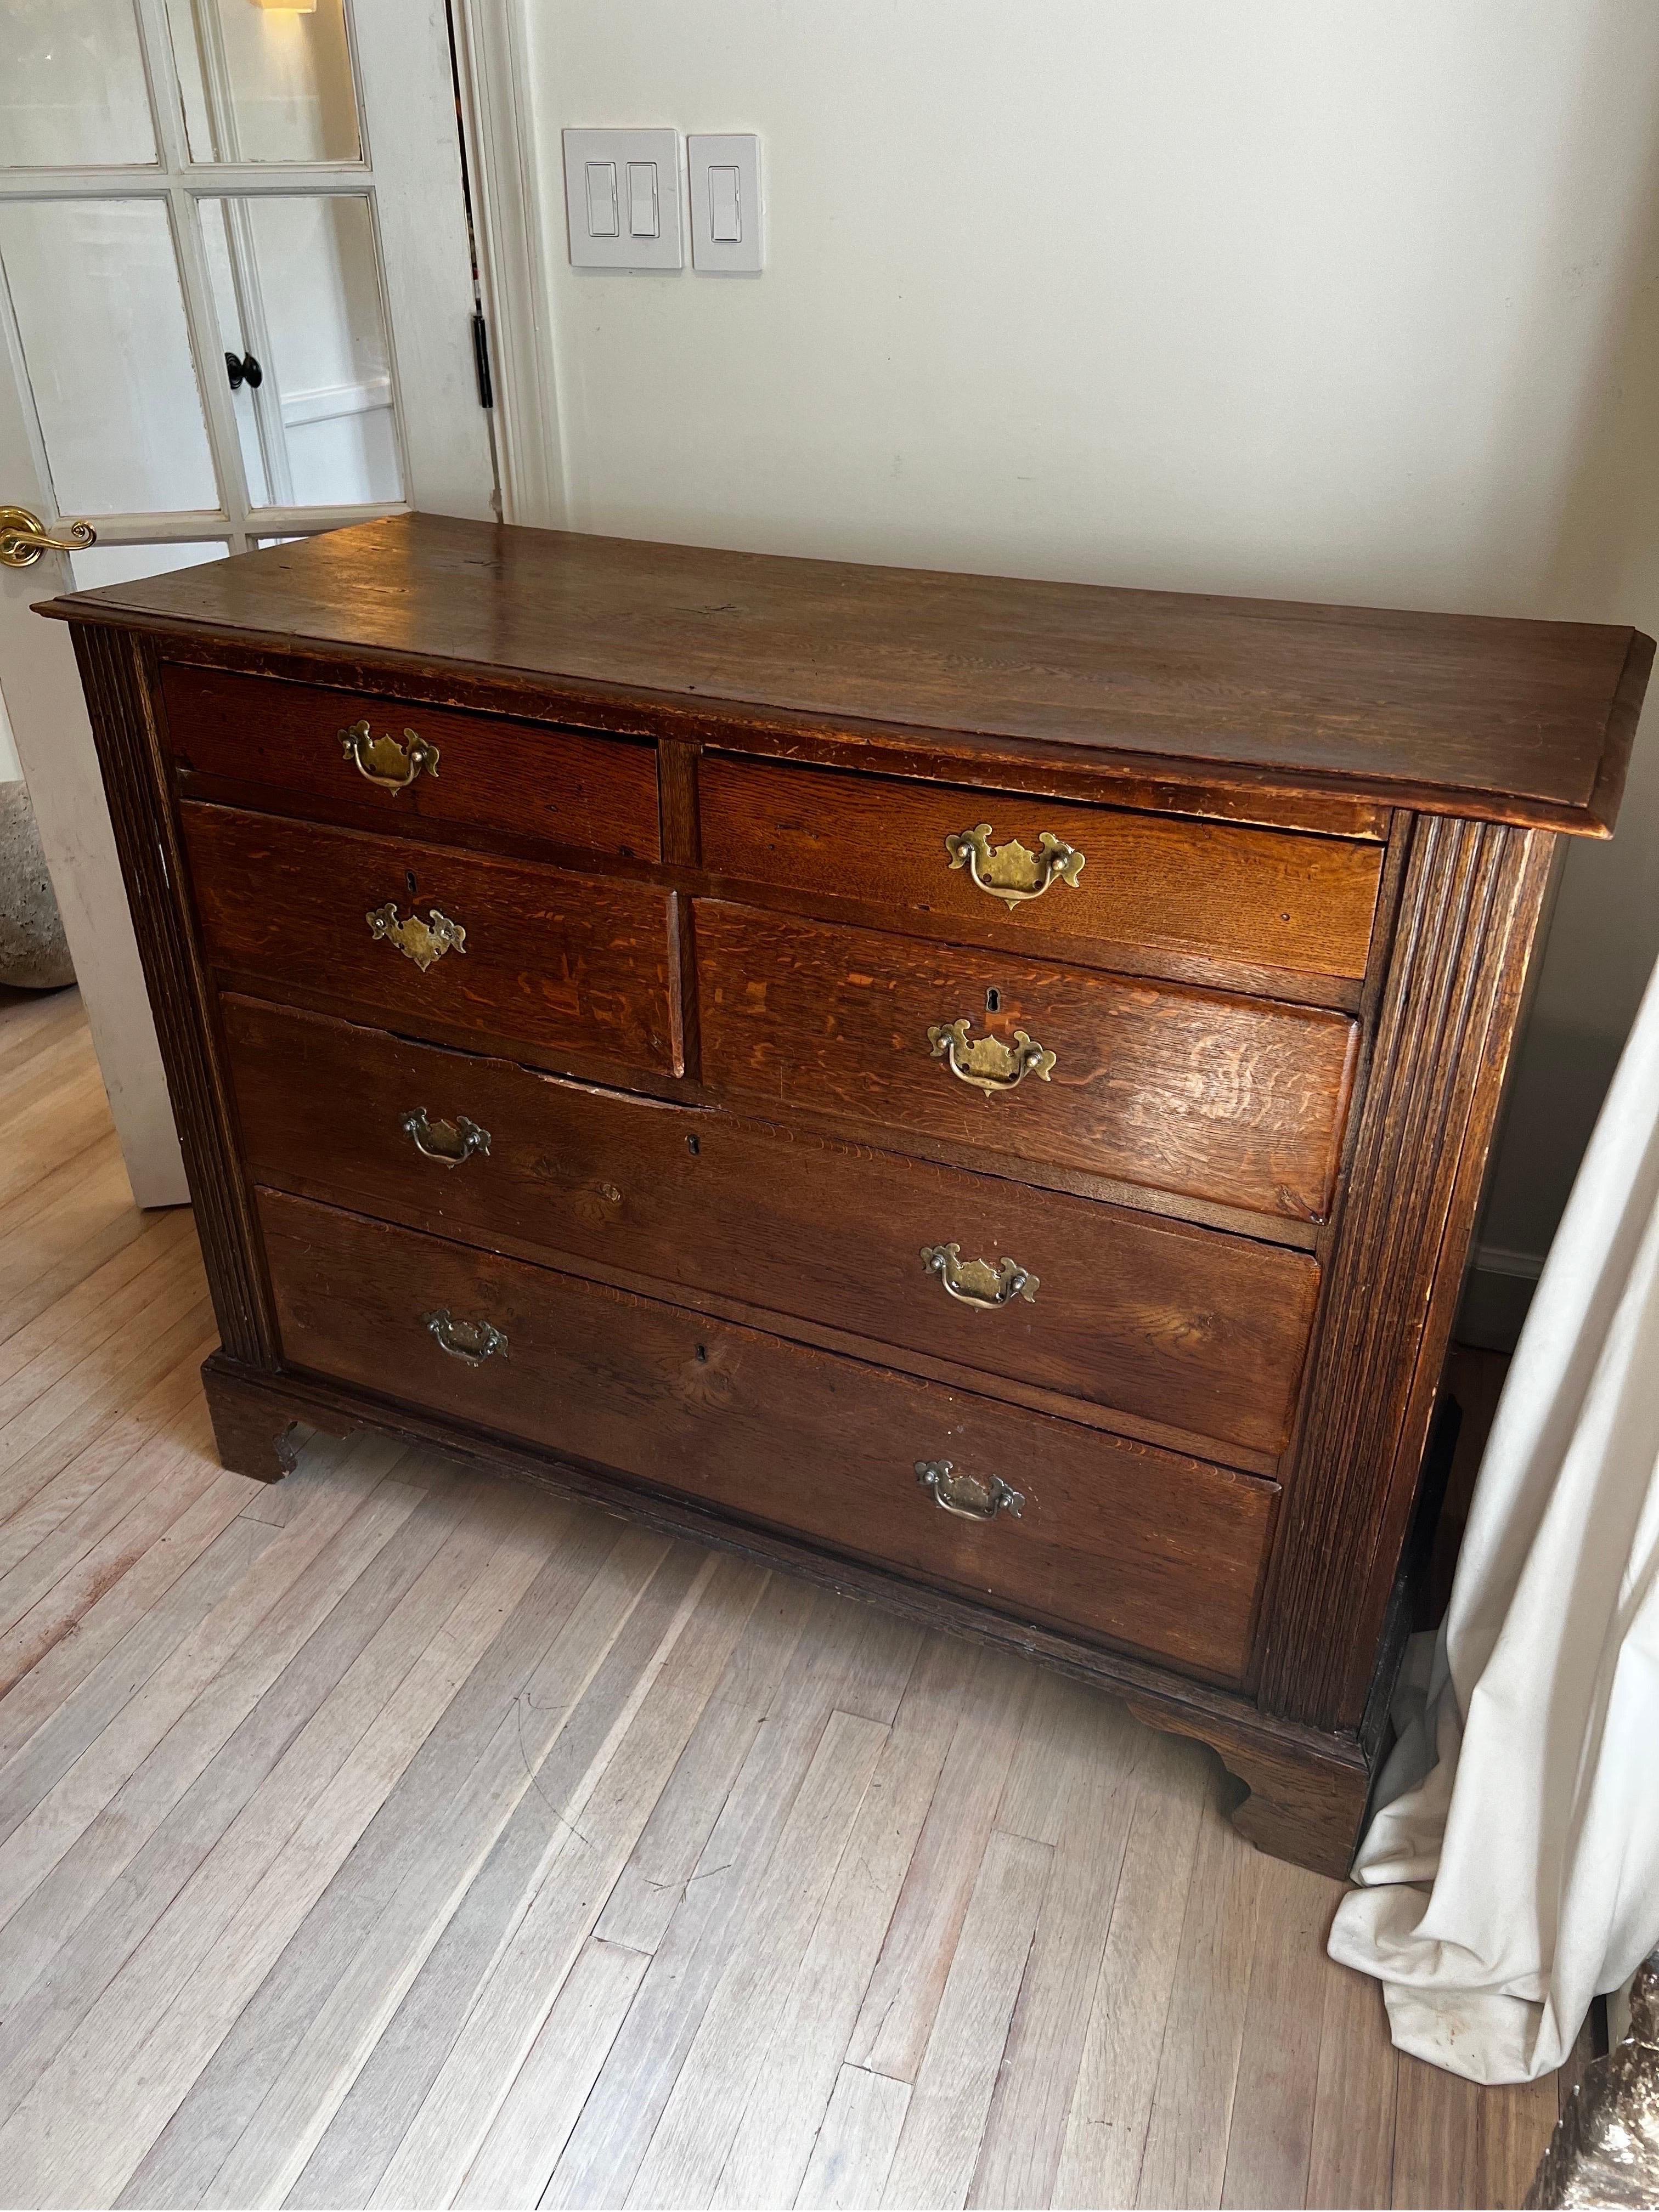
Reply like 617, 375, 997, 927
1328, 952, 1659, 2085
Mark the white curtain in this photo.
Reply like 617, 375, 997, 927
1328, 951, 1659, 2086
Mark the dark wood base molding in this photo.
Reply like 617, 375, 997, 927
201, 1349, 1370, 1877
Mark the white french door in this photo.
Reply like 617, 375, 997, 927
0, 0, 496, 1202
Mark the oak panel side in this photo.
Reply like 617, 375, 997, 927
1259, 814, 1553, 1727
69, 624, 279, 1367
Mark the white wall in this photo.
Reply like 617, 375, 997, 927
526, 0, 1659, 1293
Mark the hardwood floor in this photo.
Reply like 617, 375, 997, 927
0, 985, 1576, 2210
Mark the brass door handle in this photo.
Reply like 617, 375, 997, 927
927, 1018, 1055, 1098
402, 1108, 490, 1166
944, 822, 1085, 909
0, 505, 97, 570
920, 1243, 1038, 1309
367, 903, 466, 970
340, 719, 439, 793
916, 1458, 1024, 1521
424, 1308, 507, 1365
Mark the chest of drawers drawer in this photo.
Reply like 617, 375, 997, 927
701, 754, 1384, 987
182, 804, 681, 1077
162, 662, 662, 861
222, 996, 1319, 1461
696, 901, 1358, 1221
258, 1187, 1278, 1684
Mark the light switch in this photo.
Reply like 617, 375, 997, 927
688, 133, 763, 272
562, 128, 682, 270
584, 161, 619, 238
708, 165, 742, 244
627, 162, 659, 240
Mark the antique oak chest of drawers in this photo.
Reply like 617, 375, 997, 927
44, 516, 1652, 1875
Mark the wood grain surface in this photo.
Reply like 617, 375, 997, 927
162, 661, 662, 862
222, 998, 1321, 1461
42, 513, 1654, 834
180, 803, 682, 1077
697, 902, 1358, 1221
699, 753, 1384, 981
258, 1188, 1278, 1683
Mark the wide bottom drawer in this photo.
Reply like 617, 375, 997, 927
258, 1189, 1278, 1683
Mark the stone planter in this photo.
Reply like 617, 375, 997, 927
0, 779, 75, 990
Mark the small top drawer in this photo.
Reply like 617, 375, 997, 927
161, 663, 661, 863
699, 756, 1383, 985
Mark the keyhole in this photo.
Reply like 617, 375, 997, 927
405, 868, 418, 897
695, 1343, 708, 1362
686, 1134, 701, 1156
985, 987, 1001, 1014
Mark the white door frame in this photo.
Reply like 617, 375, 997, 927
0, 0, 494, 1206
449, 0, 565, 530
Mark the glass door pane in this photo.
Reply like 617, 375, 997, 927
200, 193, 401, 505
0, 198, 218, 512
71, 540, 229, 590
0, 0, 157, 167
163, 0, 361, 164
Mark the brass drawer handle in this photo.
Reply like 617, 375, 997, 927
927, 1017, 1055, 1098
944, 822, 1085, 909
920, 1242, 1038, 1309
424, 1308, 507, 1365
402, 1108, 490, 1166
367, 902, 466, 971
916, 1458, 1024, 1521
340, 719, 439, 793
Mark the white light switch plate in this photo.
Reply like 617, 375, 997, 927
688, 133, 763, 272
562, 128, 682, 270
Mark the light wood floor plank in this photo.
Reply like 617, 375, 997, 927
0, 1460, 255, 1777
1051, 1729, 1211, 2210
0, 1140, 138, 1331
0, 1299, 218, 1553
198, 1528, 691, 2211
0, 1246, 206, 1484
369, 1553, 757, 2211
1392, 2048, 1481, 2209
0, 1344, 210, 1591
713, 1636, 976, 2212
0, 1208, 193, 1411
1220, 1858, 1342, 2209
1135, 1770, 1269, 2211
0, 1387, 221, 1699
847, 1643, 1037, 2084
625, 1703, 893, 2209
880, 1826, 1053, 2210
1305, 1955, 1398, 2208
0, 1476, 541, 2207
454, 1935, 651, 2210
0, 1456, 423, 2036
541, 1601, 921, 2212
969, 1689, 1146, 2211
797, 2066, 911, 2211
0, 1464, 452, 2121
117, 1504, 620, 2210
594, 1574, 814, 1959
0, 1440, 392, 1922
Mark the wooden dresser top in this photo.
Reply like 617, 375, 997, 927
43, 511, 1652, 835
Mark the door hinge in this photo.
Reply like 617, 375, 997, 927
471, 312, 494, 410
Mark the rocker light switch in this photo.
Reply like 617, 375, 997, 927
627, 162, 659, 239
562, 129, 682, 269
688, 133, 763, 272
584, 162, 619, 238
